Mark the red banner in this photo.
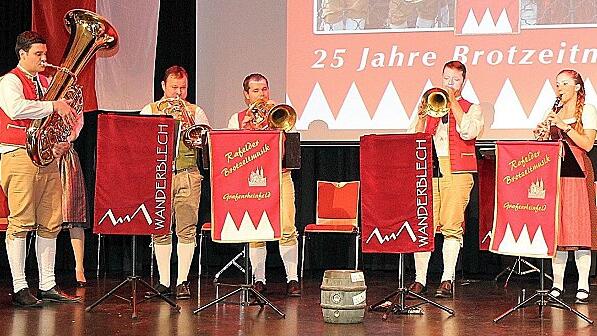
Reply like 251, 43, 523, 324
94, 114, 174, 235
209, 130, 282, 243
361, 134, 434, 253
478, 154, 496, 250
490, 141, 561, 258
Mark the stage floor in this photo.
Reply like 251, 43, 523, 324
0, 272, 595, 336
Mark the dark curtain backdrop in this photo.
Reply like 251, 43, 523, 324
1, 2, 596, 284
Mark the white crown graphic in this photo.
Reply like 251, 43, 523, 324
248, 167, 267, 187
461, 8, 513, 35
496, 223, 548, 257
219, 211, 275, 242
528, 179, 546, 199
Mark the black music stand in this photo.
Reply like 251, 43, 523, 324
193, 243, 285, 317
494, 140, 592, 324
479, 147, 553, 287
86, 113, 181, 319
86, 236, 180, 319
369, 140, 452, 318
194, 130, 293, 317
369, 254, 454, 319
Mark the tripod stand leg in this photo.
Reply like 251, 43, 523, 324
250, 288, 286, 317
86, 278, 131, 312
493, 292, 541, 323
194, 287, 244, 314
407, 290, 455, 315
137, 278, 180, 310
503, 258, 519, 288
368, 290, 400, 311
547, 294, 594, 324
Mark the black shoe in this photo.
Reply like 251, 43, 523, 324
575, 289, 590, 304
286, 280, 301, 297
175, 282, 191, 300
38, 286, 81, 303
12, 288, 43, 307
144, 283, 172, 299
253, 281, 266, 294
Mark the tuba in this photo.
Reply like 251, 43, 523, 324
246, 99, 297, 131
421, 87, 450, 118
26, 9, 118, 167
156, 96, 211, 149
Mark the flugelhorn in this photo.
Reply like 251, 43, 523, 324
156, 96, 211, 149
246, 99, 297, 131
421, 87, 450, 118
26, 9, 118, 166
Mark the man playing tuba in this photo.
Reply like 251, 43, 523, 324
0, 31, 80, 307
141, 65, 210, 300
227, 73, 301, 297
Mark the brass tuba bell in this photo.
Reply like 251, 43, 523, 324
26, 9, 118, 166
421, 87, 450, 118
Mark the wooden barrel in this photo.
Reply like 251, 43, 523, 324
320, 270, 367, 324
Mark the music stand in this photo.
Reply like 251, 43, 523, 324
86, 236, 180, 318
86, 113, 181, 319
369, 139, 452, 318
369, 254, 454, 319
361, 134, 454, 320
493, 140, 592, 324
194, 243, 284, 317
194, 130, 290, 317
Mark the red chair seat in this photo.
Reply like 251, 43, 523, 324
304, 223, 357, 233
201, 222, 211, 231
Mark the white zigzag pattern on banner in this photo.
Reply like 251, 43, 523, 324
219, 211, 274, 241
462, 8, 513, 34
497, 223, 548, 256
293, 79, 597, 131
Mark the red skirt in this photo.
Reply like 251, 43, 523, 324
558, 144, 597, 249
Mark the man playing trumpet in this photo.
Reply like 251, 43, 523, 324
409, 60, 483, 298
141, 65, 210, 300
227, 73, 301, 297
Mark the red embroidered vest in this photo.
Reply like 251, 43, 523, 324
425, 98, 478, 173
0, 68, 49, 146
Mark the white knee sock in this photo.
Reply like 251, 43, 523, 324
279, 244, 299, 282
575, 250, 591, 299
6, 237, 28, 293
36, 236, 57, 291
154, 244, 172, 287
441, 238, 461, 282
176, 243, 195, 286
414, 251, 431, 286
249, 246, 267, 283
551, 250, 568, 296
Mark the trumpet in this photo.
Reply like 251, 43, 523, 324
245, 99, 297, 131
156, 96, 211, 149
420, 87, 450, 118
